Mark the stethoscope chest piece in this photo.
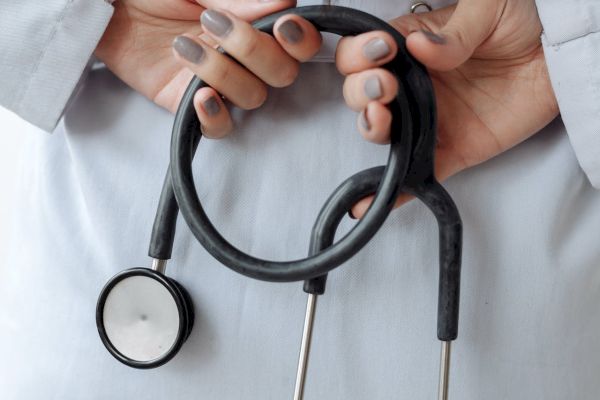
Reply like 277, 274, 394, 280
96, 267, 194, 368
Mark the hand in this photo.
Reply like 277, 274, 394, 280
342, 0, 560, 217
95, 0, 323, 137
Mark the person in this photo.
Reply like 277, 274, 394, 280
0, 0, 599, 398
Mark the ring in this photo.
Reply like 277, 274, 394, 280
411, 2, 433, 13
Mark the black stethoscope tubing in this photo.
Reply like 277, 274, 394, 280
96, 7, 463, 393
149, 5, 461, 341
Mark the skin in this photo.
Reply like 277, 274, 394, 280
95, 0, 559, 217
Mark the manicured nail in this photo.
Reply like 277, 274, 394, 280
359, 109, 370, 131
420, 29, 445, 45
348, 209, 357, 220
201, 10, 233, 37
364, 76, 382, 100
278, 20, 304, 44
203, 97, 220, 116
173, 36, 206, 64
363, 38, 391, 61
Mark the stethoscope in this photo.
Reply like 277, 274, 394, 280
96, 5, 462, 400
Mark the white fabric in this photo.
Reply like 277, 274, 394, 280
0, 0, 113, 131
1, 1, 600, 400
536, 0, 600, 187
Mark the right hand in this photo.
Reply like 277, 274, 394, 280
96, 1, 400, 139
95, 0, 321, 137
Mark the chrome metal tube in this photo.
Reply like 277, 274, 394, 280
151, 259, 167, 274
438, 341, 451, 400
293, 294, 318, 400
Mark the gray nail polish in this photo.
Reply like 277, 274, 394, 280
203, 97, 220, 116
359, 110, 371, 131
364, 76, 382, 100
278, 20, 304, 44
201, 10, 233, 37
420, 29, 446, 45
173, 36, 205, 64
363, 38, 391, 61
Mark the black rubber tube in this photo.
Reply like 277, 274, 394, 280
407, 181, 462, 341
303, 167, 385, 294
149, 131, 200, 260
147, 5, 462, 340
165, 6, 424, 282
148, 167, 179, 260
305, 168, 462, 341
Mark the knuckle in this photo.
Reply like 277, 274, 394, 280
237, 33, 261, 60
212, 61, 231, 84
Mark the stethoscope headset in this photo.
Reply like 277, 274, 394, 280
96, 5, 462, 400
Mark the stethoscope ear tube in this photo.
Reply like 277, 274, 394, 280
296, 167, 462, 398
304, 166, 463, 341
140, 4, 463, 395
165, 6, 419, 282
407, 182, 462, 342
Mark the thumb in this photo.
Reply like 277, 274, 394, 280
403, 0, 503, 71
197, 0, 297, 21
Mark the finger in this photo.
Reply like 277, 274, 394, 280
194, 87, 233, 139
350, 192, 412, 220
405, 0, 502, 71
336, 31, 398, 75
343, 68, 398, 111
201, 9, 299, 87
144, 1, 204, 21
273, 15, 322, 62
357, 101, 392, 145
172, 35, 267, 110
197, 0, 296, 22
350, 144, 465, 219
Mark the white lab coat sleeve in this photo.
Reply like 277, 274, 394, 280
0, 0, 114, 132
536, 0, 600, 188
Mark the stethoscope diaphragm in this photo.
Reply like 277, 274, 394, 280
96, 268, 194, 369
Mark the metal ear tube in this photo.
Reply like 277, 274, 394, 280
96, 5, 462, 399
293, 166, 462, 400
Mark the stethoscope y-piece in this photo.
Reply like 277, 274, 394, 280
96, 5, 462, 400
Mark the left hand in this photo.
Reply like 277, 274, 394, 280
95, 0, 309, 138
343, 0, 559, 217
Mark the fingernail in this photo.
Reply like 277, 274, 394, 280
278, 20, 304, 44
359, 109, 371, 131
348, 209, 357, 220
201, 10, 233, 37
363, 38, 391, 61
203, 97, 220, 116
420, 29, 445, 45
364, 76, 382, 100
173, 36, 206, 64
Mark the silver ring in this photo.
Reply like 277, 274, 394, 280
411, 2, 433, 13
